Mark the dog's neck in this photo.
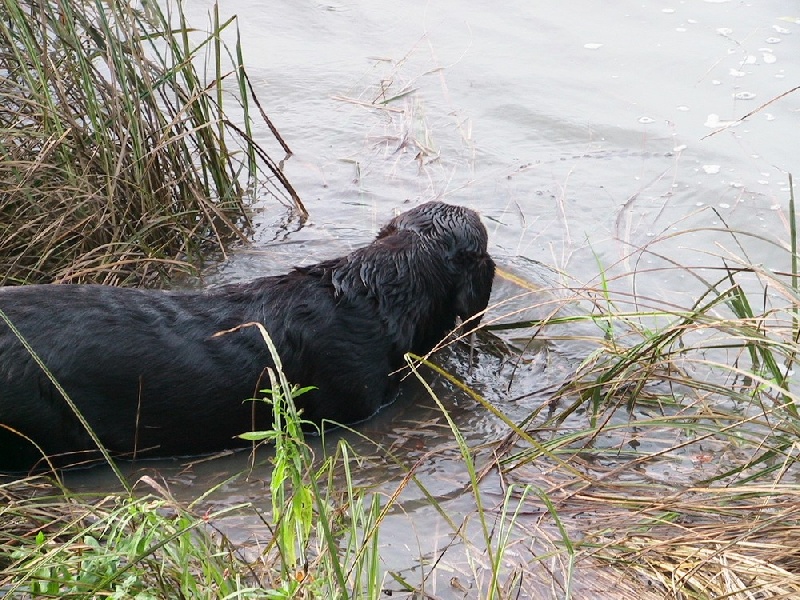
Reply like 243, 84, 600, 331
330, 231, 459, 356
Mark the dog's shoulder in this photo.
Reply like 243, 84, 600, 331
291, 257, 342, 281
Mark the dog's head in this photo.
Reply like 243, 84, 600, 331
330, 201, 494, 354
378, 202, 495, 338
379, 201, 495, 326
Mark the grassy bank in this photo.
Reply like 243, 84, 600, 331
0, 0, 300, 286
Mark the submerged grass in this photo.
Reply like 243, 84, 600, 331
0, 0, 301, 286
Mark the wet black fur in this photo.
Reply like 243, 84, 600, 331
0, 202, 494, 471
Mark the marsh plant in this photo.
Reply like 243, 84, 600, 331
473, 175, 800, 598
0, 0, 300, 286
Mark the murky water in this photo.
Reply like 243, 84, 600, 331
65, 1, 799, 596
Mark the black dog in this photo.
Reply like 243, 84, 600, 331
0, 202, 494, 470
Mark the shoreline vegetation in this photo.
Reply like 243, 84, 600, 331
0, 0, 301, 287
2, 1, 800, 598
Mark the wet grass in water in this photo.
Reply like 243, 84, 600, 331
0, 477, 261, 598
475, 176, 800, 598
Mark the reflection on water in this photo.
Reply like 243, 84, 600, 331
64, 1, 799, 595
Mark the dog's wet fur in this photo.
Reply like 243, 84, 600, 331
0, 202, 494, 471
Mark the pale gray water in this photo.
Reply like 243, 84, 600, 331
67, 1, 800, 596
204, 0, 798, 287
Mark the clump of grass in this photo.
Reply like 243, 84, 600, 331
230, 322, 391, 598
477, 176, 800, 597
0, 0, 301, 286
0, 476, 270, 598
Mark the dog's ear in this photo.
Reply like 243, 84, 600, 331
454, 252, 495, 325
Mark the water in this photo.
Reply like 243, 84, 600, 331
66, 1, 800, 596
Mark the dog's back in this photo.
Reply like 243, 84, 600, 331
0, 202, 494, 470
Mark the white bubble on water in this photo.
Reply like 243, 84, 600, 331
717, 27, 733, 36
772, 25, 790, 34
766, 113, 775, 121
696, 202, 705, 207
704, 113, 740, 128
758, 180, 769, 185
676, 27, 687, 32
677, 105, 689, 111
638, 116, 655, 124
584, 43, 603, 49
765, 37, 781, 44
763, 53, 777, 64
662, 8, 675, 13
703, 165, 721, 174
733, 91, 756, 100
673, 144, 688, 152
744, 55, 757, 64
729, 68, 746, 77
719, 203, 730, 208
711, 79, 722, 85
